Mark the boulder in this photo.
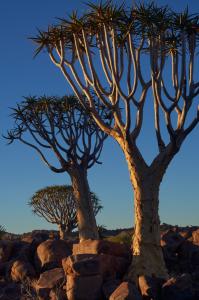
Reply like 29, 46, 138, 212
109, 281, 142, 300
62, 254, 100, 277
161, 230, 185, 272
102, 279, 121, 299
161, 274, 194, 300
0, 282, 21, 300
49, 289, 67, 300
73, 239, 131, 260
10, 259, 36, 282
36, 268, 65, 300
138, 275, 164, 300
192, 229, 199, 246
0, 240, 13, 263
161, 229, 185, 252
177, 240, 199, 273
62, 253, 129, 280
66, 274, 103, 300
35, 239, 72, 272
99, 254, 129, 279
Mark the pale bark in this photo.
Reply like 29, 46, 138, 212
58, 224, 69, 240
129, 181, 167, 280
70, 167, 99, 241
121, 141, 168, 280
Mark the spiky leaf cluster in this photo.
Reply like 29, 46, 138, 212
32, 1, 199, 56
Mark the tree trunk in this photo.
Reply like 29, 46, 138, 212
122, 142, 168, 281
58, 224, 68, 240
128, 180, 168, 280
70, 167, 99, 242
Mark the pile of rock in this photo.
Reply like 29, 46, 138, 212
0, 226, 199, 299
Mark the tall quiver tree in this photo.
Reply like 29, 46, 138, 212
6, 95, 108, 241
32, 2, 199, 279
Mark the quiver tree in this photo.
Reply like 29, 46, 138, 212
29, 185, 102, 240
6, 95, 109, 241
32, 2, 199, 279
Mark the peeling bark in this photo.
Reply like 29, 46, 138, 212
70, 167, 99, 241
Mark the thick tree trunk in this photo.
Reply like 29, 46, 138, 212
122, 142, 168, 281
128, 181, 168, 280
70, 167, 99, 242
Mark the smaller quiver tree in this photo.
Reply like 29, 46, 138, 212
6, 95, 110, 241
29, 185, 102, 240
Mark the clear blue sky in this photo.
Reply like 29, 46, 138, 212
0, 0, 198, 234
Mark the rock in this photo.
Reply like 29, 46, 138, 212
73, 239, 131, 260
102, 279, 121, 299
0, 282, 21, 300
192, 229, 199, 245
138, 275, 164, 300
161, 229, 185, 252
161, 230, 185, 272
35, 239, 72, 272
99, 254, 129, 279
36, 268, 65, 300
109, 281, 142, 300
62, 254, 129, 280
66, 274, 103, 300
0, 262, 9, 277
10, 259, 36, 282
49, 289, 67, 300
62, 254, 100, 277
161, 274, 194, 300
177, 240, 199, 273
0, 240, 13, 263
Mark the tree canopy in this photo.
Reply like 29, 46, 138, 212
29, 185, 102, 234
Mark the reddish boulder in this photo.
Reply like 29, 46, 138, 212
0, 240, 13, 263
109, 281, 142, 300
35, 239, 72, 272
62, 253, 129, 280
99, 254, 129, 279
73, 239, 131, 260
62, 254, 100, 277
66, 274, 103, 300
10, 259, 36, 282
36, 268, 65, 300
192, 229, 199, 246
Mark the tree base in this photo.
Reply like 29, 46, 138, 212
127, 243, 168, 282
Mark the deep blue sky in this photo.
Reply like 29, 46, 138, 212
0, 0, 198, 234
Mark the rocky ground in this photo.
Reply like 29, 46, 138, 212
0, 224, 199, 299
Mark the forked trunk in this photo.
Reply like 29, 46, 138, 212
70, 167, 99, 241
122, 143, 168, 281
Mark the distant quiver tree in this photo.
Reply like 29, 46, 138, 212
29, 185, 102, 240
32, 2, 199, 279
6, 95, 109, 241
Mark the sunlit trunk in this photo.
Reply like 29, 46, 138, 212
70, 167, 99, 241
122, 142, 168, 280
